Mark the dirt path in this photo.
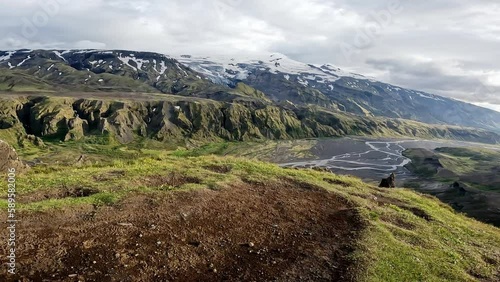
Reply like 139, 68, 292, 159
1, 181, 362, 282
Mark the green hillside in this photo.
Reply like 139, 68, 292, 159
0, 139, 498, 281
404, 147, 500, 191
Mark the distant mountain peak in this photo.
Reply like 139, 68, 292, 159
1, 49, 499, 133
175, 52, 369, 87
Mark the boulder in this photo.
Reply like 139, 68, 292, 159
25, 134, 46, 147
0, 140, 28, 173
379, 173, 396, 188
64, 117, 89, 141
450, 181, 468, 196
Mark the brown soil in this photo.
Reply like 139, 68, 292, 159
1, 181, 362, 282
16, 186, 100, 204
142, 172, 202, 188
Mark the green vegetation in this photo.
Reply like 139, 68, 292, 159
1, 139, 499, 281
1, 95, 499, 148
171, 138, 317, 162
404, 147, 500, 191
2, 50, 500, 280
0, 69, 56, 92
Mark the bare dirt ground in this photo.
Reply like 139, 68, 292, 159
1, 181, 362, 282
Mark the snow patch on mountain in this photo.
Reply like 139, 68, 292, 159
0, 51, 15, 62
53, 51, 67, 62
117, 54, 139, 71
17, 55, 31, 67
156, 60, 167, 74
416, 92, 445, 102
136, 58, 150, 70
175, 63, 188, 76
176, 53, 371, 87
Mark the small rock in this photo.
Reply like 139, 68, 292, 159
68, 274, 77, 278
248, 242, 255, 248
188, 240, 201, 247
157, 241, 162, 245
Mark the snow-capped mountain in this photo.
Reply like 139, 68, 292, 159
176, 52, 443, 103
176, 53, 369, 86
176, 53, 500, 133
0, 49, 218, 95
1, 49, 499, 133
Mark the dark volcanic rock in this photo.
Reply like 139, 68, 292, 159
450, 181, 468, 196
379, 173, 396, 188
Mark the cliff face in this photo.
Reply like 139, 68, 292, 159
0, 96, 328, 144
1, 96, 500, 145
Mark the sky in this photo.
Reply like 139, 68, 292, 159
0, 0, 499, 112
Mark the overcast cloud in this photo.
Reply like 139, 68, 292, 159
0, 0, 499, 111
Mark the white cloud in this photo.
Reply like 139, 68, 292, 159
474, 102, 500, 113
486, 72, 500, 87
72, 40, 107, 49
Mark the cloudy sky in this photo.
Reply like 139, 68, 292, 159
1, 0, 499, 111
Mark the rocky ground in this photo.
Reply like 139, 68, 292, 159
0, 180, 361, 282
0, 140, 27, 173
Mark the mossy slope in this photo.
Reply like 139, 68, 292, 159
2, 95, 500, 146
1, 141, 498, 282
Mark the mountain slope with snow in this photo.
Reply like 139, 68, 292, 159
0, 49, 499, 133
176, 53, 500, 133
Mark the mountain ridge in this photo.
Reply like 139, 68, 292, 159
176, 52, 500, 132
1, 49, 499, 134
2, 95, 500, 147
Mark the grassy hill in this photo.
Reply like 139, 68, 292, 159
403, 147, 500, 226
404, 147, 500, 191
0, 139, 499, 281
